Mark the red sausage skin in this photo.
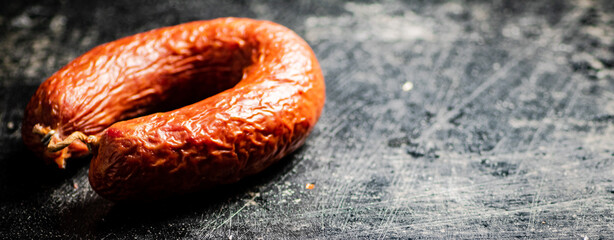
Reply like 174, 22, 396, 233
22, 18, 325, 201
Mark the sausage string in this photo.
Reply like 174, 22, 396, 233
32, 124, 99, 153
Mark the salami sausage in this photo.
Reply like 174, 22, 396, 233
22, 18, 325, 201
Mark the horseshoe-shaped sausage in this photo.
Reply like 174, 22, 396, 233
22, 18, 325, 201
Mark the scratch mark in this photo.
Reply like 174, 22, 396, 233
327, 196, 607, 237
514, 74, 580, 232
488, 62, 548, 153
418, 46, 525, 143
414, 0, 590, 151
201, 193, 260, 237
427, 42, 462, 107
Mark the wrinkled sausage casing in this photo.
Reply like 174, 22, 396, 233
22, 18, 325, 201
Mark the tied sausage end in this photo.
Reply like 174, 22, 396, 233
31, 124, 99, 168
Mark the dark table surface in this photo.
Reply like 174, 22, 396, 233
2, 0, 614, 238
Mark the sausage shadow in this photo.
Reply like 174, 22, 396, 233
94, 147, 306, 232
0, 84, 93, 203
0, 140, 91, 203
0, 84, 91, 203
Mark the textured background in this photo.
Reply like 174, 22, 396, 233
2, 0, 614, 238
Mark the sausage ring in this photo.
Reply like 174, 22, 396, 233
22, 18, 325, 201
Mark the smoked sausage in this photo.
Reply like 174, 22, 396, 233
22, 18, 325, 201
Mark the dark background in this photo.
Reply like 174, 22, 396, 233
2, 0, 614, 238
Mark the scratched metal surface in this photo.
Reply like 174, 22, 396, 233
1, 0, 614, 238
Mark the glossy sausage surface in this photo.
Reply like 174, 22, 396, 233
22, 18, 325, 201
